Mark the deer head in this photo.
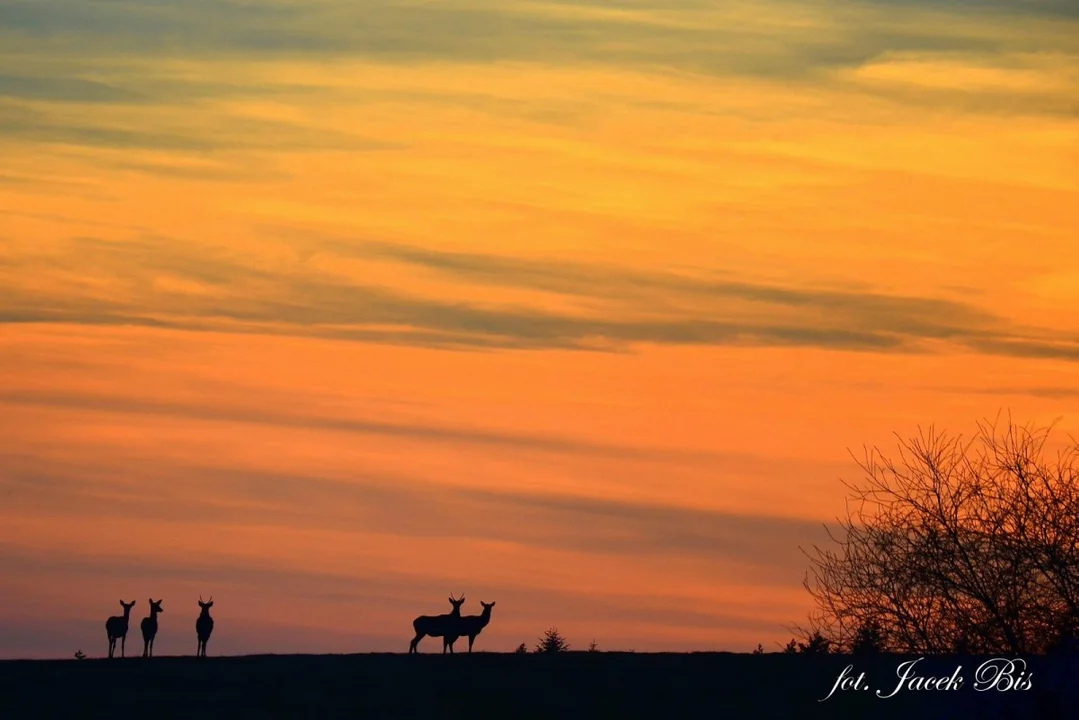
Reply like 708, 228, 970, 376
120, 600, 136, 612
199, 596, 214, 612
480, 601, 496, 612
148, 599, 163, 614
448, 594, 466, 613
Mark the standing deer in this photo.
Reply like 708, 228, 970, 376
105, 600, 137, 659
196, 596, 214, 658
141, 599, 164, 657
454, 600, 496, 653
409, 594, 466, 654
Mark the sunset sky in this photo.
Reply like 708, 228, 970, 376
1, 0, 1078, 659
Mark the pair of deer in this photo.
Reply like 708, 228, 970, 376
409, 594, 495, 654
105, 596, 215, 659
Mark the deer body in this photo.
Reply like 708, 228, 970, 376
196, 597, 214, 657
140, 599, 163, 657
105, 600, 137, 659
409, 595, 465, 654
454, 601, 496, 653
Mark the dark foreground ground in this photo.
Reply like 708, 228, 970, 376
2, 652, 1077, 719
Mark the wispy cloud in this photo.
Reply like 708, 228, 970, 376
0, 73, 145, 103
0, 98, 401, 153
0, 451, 824, 584
0, 389, 725, 463
933, 384, 1079, 399
2, 1, 1075, 80
3, 233, 1077, 359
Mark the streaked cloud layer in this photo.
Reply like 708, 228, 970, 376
1, 0, 1078, 657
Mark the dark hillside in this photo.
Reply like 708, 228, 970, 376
1, 652, 1075, 719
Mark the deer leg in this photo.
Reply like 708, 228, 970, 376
468, 635, 475, 653
121, 635, 126, 658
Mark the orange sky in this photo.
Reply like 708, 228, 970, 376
1, 0, 1078, 658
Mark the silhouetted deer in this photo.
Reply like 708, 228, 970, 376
196, 596, 214, 658
454, 600, 496, 653
141, 599, 163, 657
105, 600, 137, 659
409, 594, 466, 654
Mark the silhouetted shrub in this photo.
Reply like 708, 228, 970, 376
74, 650, 86, 661
587, 639, 598, 652
514, 643, 528, 654
535, 627, 570, 653
798, 631, 831, 655
782, 639, 798, 654
1047, 619, 1079, 655
752, 643, 765, 655
850, 620, 886, 656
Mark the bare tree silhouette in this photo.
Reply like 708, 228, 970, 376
454, 600, 495, 653
105, 600, 136, 659
409, 594, 466, 654
800, 414, 1079, 654
196, 596, 214, 658
141, 599, 164, 658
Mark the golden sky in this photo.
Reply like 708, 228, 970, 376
1, 0, 1078, 658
